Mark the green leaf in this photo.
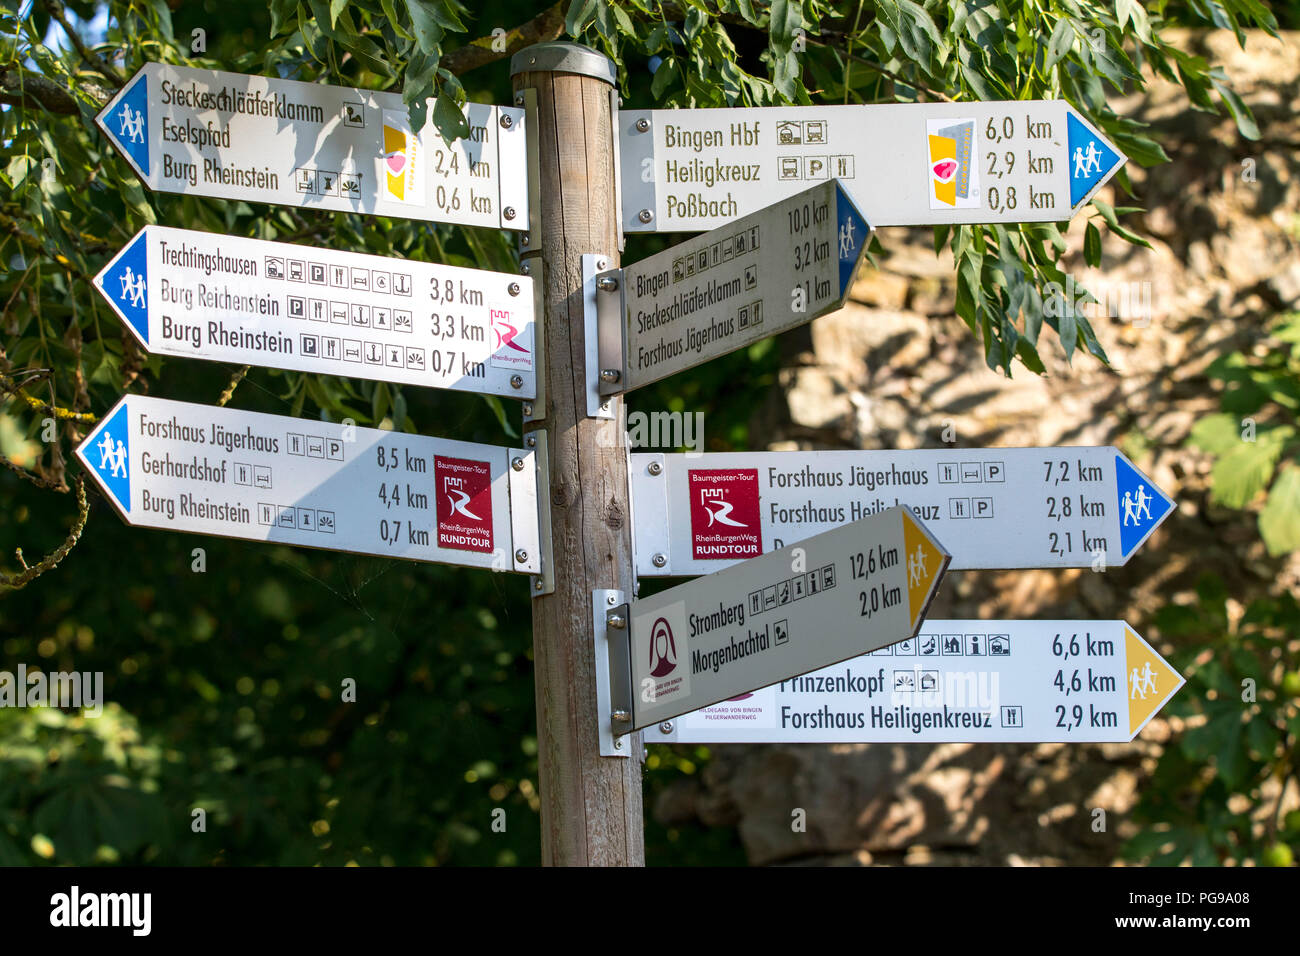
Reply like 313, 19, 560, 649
1188, 413, 1245, 455
1083, 222, 1101, 267
328, 0, 347, 28
1044, 18, 1074, 71
1211, 433, 1287, 508
1260, 465, 1300, 555
480, 395, 518, 439
404, 0, 448, 55
1210, 72, 1260, 141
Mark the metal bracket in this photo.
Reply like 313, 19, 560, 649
513, 88, 543, 258
521, 256, 546, 425
610, 87, 624, 254
629, 452, 670, 578
526, 429, 555, 596
581, 254, 621, 419
595, 591, 633, 756
507, 445, 542, 575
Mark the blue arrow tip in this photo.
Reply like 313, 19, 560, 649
101, 71, 150, 175
834, 183, 870, 295
99, 231, 150, 345
1067, 112, 1121, 208
79, 401, 132, 514
1115, 454, 1173, 558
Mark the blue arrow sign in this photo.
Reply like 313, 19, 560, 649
75, 400, 132, 515
835, 181, 869, 293
1115, 454, 1174, 559
94, 230, 149, 345
1067, 111, 1123, 208
98, 71, 151, 179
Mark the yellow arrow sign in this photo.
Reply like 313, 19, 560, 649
1125, 626, 1184, 737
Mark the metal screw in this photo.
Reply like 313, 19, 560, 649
596, 259, 608, 270
659, 721, 674, 734
521, 235, 530, 247
612, 710, 631, 722
500, 114, 513, 129
652, 553, 667, 568
614, 736, 624, 750
607, 611, 627, 630
522, 403, 534, 417
600, 401, 610, 413
520, 261, 531, 275
635, 117, 649, 133
600, 369, 621, 384
504, 206, 516, 221
534, 579, 544, 591
510, 375, 523, 389
514, 93, 524, 107
515, 548, 528, 563
638, 209, 653, 224
596, 276, 619, 292
606, 594, 617, 605
648, 461, 662, 476
511, 457, 525, 471
525, 434, 537, 448
508, 282, 521, 296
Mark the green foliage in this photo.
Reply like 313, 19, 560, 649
1189, 313, 1300, 555
1125, 577, 1299, 866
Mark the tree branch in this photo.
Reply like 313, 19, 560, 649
0, 476, 89, 590
44, 0, 125, 87
441, 1, 567, 76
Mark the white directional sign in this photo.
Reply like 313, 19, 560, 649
612, 506, 948, 731
607, 180, 870, 392
75, 394, 540, 573
631, 447, 1174, 576
94, 225, 536, 400
643, 620, 1184, 744
619, 101, 1125, 233
97, 62, 529, 230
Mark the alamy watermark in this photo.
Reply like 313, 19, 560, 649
0, 665, 103, 716
1045, 275, 1152, 329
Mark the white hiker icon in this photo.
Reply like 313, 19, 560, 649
110, 439, 128, 478
838, 217, 857, 258
1140, 661, 1157, 697
908, 544, 928, 587
1134, 484, 1153, 522
118, 103, 145, 144
1122, 485, 1155, 527
1073, 140, 1103, 177
1129, 666, 1146, 700
120, 266, 146, 308
96, 430, 116, 470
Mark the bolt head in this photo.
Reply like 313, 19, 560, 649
503, 206, 516, 220
534, 579, 544, 591
508, 282, 521, 296
511, 456, 525, 471
638, 209, 653, 224
652, 553, 667, 568
521, 235, 530, 247
648, 461, 662, 476
510, 374, 523, 388
500, 114, 513, 129
515, 548, 528, 563
599, 368, 621, 384
525, 434, 537, 447
607, 594, 617, 605
607, 612, 627, 629
612, 710, 631, 722
522, 403, 534, 417
520, 262, 531, 275
659, 721, 674, 734
614, 736, 624, 749
635, 117, 650, 132
596, 276, 619, 292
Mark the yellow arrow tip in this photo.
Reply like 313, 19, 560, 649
901, 510, 945, 627
1125, 627, 1183, 737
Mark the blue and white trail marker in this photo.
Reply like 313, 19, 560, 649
97, 62, 529, 230
619, 100, 1125, 233
76, 394, 541, 573
94, 225, 536, 400
601, 179, 870, 393
630, 446, 1174, 576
